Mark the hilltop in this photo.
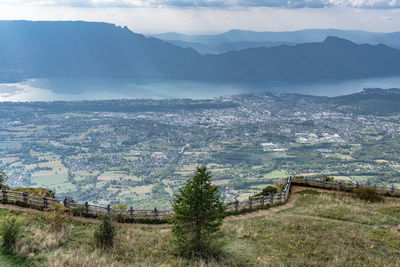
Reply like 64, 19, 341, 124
0, 186, 399, 266
2, 21, 400, 83
151, 29, 400, 54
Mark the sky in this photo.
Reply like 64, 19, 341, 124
0, 0, 399, 34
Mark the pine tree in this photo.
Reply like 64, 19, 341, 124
171, 166, 225, 257
94, 215, 116, 248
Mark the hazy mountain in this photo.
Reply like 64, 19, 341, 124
151, 29, 400, 54
1, 21, 400, 84
0, 20, 201, 82
202, 37, 400, 81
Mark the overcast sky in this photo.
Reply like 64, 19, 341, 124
0, 0, 399, 34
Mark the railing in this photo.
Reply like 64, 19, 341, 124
292, 177, 400, 197
0, 177, 293, 222
225, 176, 292, 213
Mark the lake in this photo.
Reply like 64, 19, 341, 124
1, 76, 400, 101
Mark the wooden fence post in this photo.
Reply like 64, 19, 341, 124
2, 189, 7, 203
43, 196, 48, 209
107, 205, 111, 215
85, 202, 89, 215
154, 208, 158, 219
337, 181, 342, 191
391, 185, 395, 196
248, 197, 253, 210
63, 198, 69, 209
23, 192, 28, 206
270, 193, 274, 204
234, 199, 239, 213
261, 195, 265, 208
129, 207, 134, 219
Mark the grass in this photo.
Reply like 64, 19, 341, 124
0, 249, 26, 267
0, 190, 399, 266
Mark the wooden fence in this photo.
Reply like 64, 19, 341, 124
292, 177, 400, 197
0, 177, 293, 222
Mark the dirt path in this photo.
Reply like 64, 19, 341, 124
224, 186, 343, 222
0, 186, 337, 226
0, 203, 169, 228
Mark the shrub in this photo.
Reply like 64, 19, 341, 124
172, 166, 225, 258
13, 187, 56, 198
321, 176, 335, 182
275, 182, 286, 192
254, 186, 277, 197
94, 215, 116, 248
72, 206, 85, 217
1, 215, 21, 250
112, 204, 128, 223
46, 206, 70, 232
354, 187, 384, 203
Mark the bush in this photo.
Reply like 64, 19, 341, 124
321, 176, 335, 182
275, 182, 286, 192
13, 187, 56, 198
354, 187, 384, 203
254, 186, 277, 197
72, 206, 85, 217
1, 215, 21, 250
112, 204, 128, 223
46, 206, 70, 232
94, 215, 116, 248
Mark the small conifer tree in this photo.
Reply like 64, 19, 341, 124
171, 166, 225, 257
94, 215, 116, 248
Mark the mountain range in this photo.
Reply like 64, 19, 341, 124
1, 21, 400, 83
151, 29, 400, 54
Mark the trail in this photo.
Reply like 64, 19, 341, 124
224, 186, 334, 222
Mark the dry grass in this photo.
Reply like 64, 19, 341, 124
0, 189, 399, 266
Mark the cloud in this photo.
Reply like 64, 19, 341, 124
2, 0, 400, 9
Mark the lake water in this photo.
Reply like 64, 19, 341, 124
1, 76, 400, 101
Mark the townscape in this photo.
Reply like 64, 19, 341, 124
1, 90, 399, 208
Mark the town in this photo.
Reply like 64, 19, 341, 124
1, 91, 399, 208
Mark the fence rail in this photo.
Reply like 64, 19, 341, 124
3, 177, 399, 223
1, 177, 293, 222
292, 178, 400, 197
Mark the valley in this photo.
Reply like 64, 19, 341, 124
1, 89, 400, 208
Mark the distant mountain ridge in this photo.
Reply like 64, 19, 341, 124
151, 29, 400, 54
1, 21, 400, 84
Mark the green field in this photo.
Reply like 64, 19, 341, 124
263, 170, 289, 179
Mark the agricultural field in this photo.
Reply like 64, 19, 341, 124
1, 92, 400, 208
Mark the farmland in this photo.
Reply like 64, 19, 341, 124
1, 90, 400, 207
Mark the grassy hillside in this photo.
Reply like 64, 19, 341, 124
0, 189, 399, 266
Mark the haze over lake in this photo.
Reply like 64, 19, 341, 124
1, 76, 400, 101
